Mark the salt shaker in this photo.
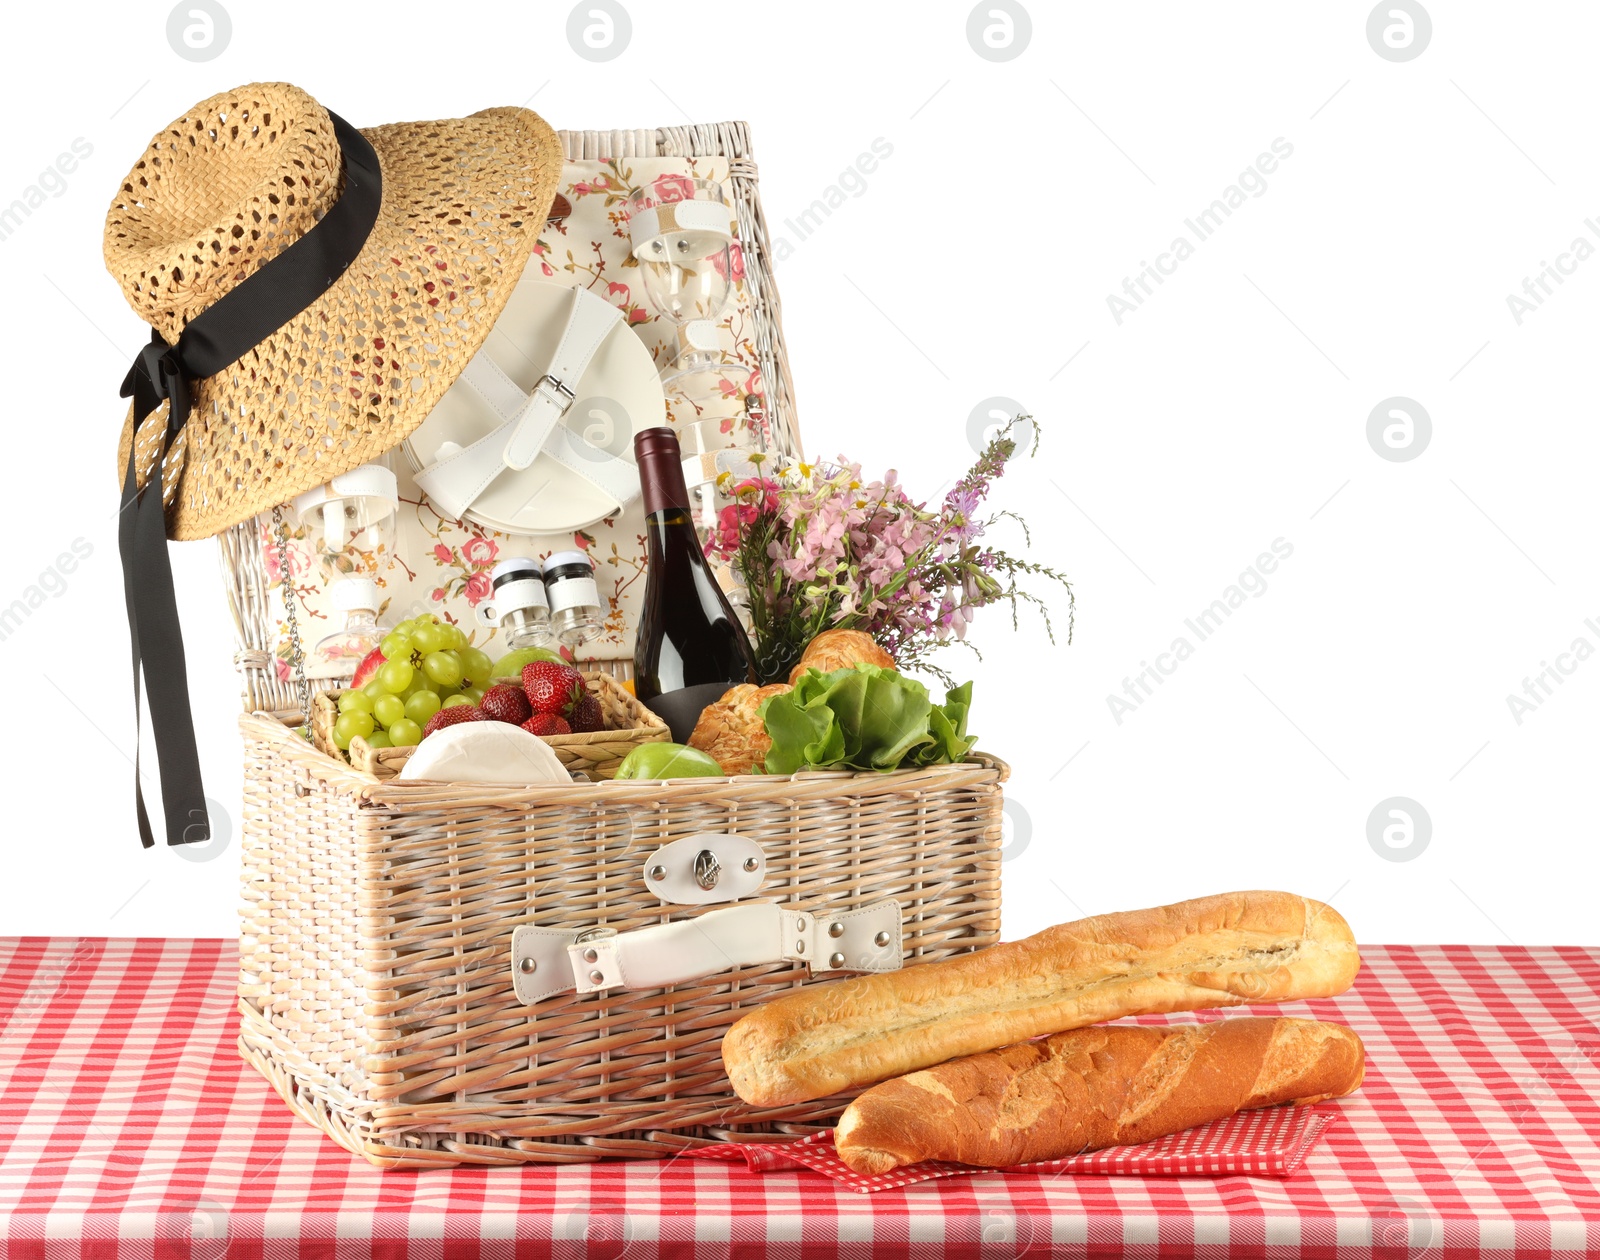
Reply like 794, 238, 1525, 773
543, 550, 604, 647
475, 557, 556, 649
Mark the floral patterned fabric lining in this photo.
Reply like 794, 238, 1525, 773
258, 155, 776, 678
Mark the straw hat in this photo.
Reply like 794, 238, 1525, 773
107, 82, 563, 540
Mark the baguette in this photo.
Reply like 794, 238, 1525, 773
835, 1016, 1366, 1174
722, 890, 1358, 1106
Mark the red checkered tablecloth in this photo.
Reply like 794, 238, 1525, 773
1, 938, 1597, 1258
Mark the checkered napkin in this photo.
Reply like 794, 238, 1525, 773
684, 1105, 1336, 1192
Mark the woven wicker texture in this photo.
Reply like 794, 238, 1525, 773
106, 83, 563, 540
310, 672, 668, 779
237, 711, 1005, 1166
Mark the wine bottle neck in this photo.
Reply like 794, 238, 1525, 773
637, 435, 692, 514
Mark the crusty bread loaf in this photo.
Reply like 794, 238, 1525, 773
722, 891, 1359, 1106
835, 1016, 1365, 1173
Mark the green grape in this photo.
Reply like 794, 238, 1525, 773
394, 618, 416, 635
410, 623, 446, 653
415, 612, 438, 624
365, 731, 393, 749
338, 690, 374, 716
373, 694, 406, 728
439, 623, 467, 651
423, 650, 464, 687
377, 659, 414, 694
405, 690, 442, 724
332, 727, 352, 751
387, 718, 422, 746
491, 645, 561, 681
436, 681, 459, 699
461, 687, 484, 705
380, 632, 413, 661
442, 695, 475, 709
362, 680, 387, 701
459, 646, 492, 686
335, 711, 374, 743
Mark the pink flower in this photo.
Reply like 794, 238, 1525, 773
626, 305, 650, 325
653, 173, 695, 204
607, 281, 630, 301
275, 657, 290, 683
713, 242, 746, 283
432, 543, 453, 564
431, 587, 447, 601
462, 537, 499, 568
263, 540, 308, 583
463, 571, 492, 606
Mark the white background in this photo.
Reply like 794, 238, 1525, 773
0, 0, 1592, 945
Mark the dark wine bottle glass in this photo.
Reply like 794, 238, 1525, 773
632, 427, 757, 742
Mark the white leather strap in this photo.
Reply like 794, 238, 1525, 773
510, 899, 903, 1005
628, 201, 733, 259
413, 286, 639, 521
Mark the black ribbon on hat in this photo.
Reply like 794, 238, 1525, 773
118, 111, 382, 847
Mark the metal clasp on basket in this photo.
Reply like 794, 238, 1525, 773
643, 833, 766, 905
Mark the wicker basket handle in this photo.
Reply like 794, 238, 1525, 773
510, 898, 902, 1005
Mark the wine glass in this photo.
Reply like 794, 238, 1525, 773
292, 456, 398, 679
627, 179, 759, 494
627, 179, 735, 327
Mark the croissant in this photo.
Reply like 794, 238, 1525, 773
787, 629, 895, 685
687, 683, 791, 774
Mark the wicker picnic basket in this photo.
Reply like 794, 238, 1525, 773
222, 124, 1008, 1168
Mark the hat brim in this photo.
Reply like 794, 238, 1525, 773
119, 105, 563, 541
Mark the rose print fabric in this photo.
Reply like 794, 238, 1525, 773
258, 156, 780, 678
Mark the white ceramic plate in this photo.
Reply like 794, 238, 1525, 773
403, 278, 665, 535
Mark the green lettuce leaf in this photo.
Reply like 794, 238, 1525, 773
759, 664, 978, 774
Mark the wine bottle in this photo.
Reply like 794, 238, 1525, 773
633, 427, 757, 742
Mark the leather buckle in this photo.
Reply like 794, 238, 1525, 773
533, 373, 576, 409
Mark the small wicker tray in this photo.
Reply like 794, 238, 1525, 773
310, 670, 668, 781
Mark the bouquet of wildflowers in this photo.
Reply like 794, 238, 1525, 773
707, 418, 1073, 685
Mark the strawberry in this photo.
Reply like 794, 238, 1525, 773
523, 661, 586, 716
422, 705, 487, 738
480, 683, 532, 725
569, 691, 604, 733
351, 646, 386, 690
521, 713, 572, 737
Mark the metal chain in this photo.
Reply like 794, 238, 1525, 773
272, 505, 313, 738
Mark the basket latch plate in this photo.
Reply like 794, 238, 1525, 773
643, 832, 766, 905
